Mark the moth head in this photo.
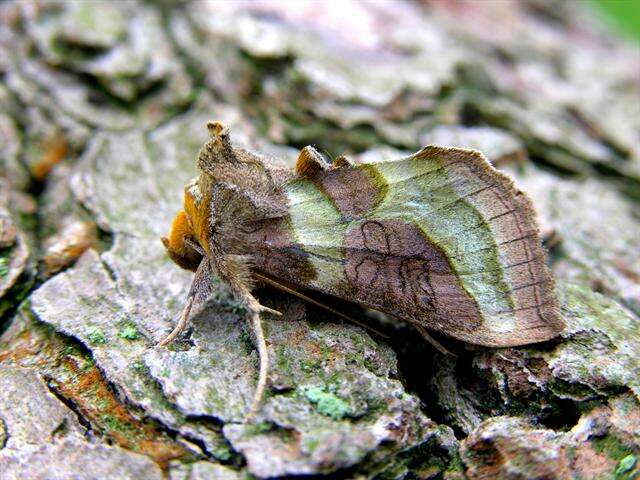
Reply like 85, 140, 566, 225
161, 210, 203, 272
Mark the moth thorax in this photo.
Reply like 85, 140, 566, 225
197, 137, 237, 175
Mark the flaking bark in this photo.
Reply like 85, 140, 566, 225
0, 1, 638, 479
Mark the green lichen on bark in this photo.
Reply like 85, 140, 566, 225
86, 326, 107, 345
299, 386, 352, 420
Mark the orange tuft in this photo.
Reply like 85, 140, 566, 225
168, 211, 193, 255
163, 210, 202, 271
183, 188, 212, 254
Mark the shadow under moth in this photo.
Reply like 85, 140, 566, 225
161, 121, 565, 420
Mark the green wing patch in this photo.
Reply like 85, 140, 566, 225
279, 146, 562, 347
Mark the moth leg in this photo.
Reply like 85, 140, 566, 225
158, 295, 195, 347
242, 293, 281, 422
214, 254, 281, 421
295, 146, 330, 177
159, 257, 214, 347
332, 154, 354, 169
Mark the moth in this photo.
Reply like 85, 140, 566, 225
161, 121, 564, 420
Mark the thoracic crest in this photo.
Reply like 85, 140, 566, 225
161, 121, 565, 420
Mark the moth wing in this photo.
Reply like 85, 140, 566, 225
275, 145, 563, 347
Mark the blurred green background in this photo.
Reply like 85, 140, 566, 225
593, 0, 640, 41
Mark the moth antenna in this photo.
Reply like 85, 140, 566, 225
159, 294, 195, 347
253, 272, 389, 339
414, 324, 457, 357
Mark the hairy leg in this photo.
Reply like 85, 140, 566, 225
213, 253, 282, 421
243, 296, 281, 422
160, 245, 282, 420
158, 255, 213, 346
159, 295, 195, 347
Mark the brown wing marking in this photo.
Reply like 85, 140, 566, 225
345, 219, 483, 334
315, 164, 388, 220
245, 217, 319, 284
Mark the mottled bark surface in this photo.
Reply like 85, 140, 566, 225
0, 1, 638, 479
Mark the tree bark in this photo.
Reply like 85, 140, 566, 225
0, 1, 638, 479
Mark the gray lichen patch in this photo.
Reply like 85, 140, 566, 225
1, 437, 164, 480
143, 307, 257, 423
169, 461, 245, 480
173, 0, 639, 178
462, 416, 570, 479
25, 1, 192, 113
220, 308, 451, 477
2, 293, 208, 468
14, 0, 194, 129
70, 101, 257, 238
550, 283, 640, 400
29, 250, 187, 429
175, 1, 465, 153
0, 365, 85, 450
0, 362, 164, 479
